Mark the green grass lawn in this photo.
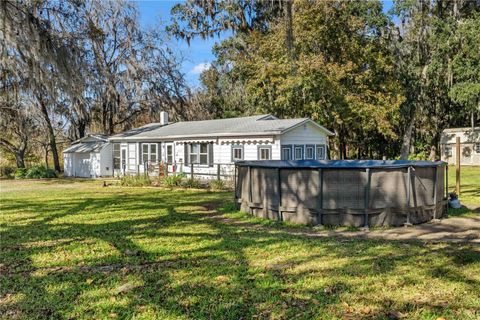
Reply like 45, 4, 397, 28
446, 165, 479, 217
1, 179, 479, 320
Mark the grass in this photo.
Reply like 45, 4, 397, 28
446, 165, 480, 217
1, 179, 479, 319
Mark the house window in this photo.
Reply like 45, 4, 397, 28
258, 146, 272, 160
294, 145, 304, 160
113, 143, 120, 169
444, 145, 452, 157
189, 143, 210, 165
475, 143, 480, 153
166, 144, 173, 163
281, 145, 292, 160
316, 145, 326, 160
305, 145, 315, 159
141, 143, 157, 163
232, 145, 244, 161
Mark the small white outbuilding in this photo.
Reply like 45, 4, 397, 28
63, 134, 113, 178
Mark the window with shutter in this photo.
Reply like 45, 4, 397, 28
258, 145, 272, 160
208, 143, 214, 166
294, 145, 304, 160
188, 143, 212, 165
184, 144, 189, 164
305, 145, 315, 159
316, 145, 326, 160
232, 145, 244, 161
281, 145, 292, 160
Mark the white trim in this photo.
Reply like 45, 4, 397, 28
280, 119, 335, 136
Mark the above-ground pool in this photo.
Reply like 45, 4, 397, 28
234, 160, 447, 227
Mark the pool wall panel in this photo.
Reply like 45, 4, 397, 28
235, 161, 447, 227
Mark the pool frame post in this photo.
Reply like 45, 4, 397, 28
248, 166, 253, 215
233, 165, 237, 209
445, 164, 449, 216
318, 168, 323, 226
433, 165, 438, 220
364, 168, 371, 229
406, 166, 412, 226
277, 168, 283, 222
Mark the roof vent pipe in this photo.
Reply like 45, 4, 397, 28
160, 111, 168, 125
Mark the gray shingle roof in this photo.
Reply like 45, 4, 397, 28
110, 114, 333, 140
63, 141, 106, 153
63, 134, 108, 153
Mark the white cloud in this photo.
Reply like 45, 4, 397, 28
190, 62, 211, 75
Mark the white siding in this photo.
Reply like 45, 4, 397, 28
100, 144, 113, 176
280, 122, 328, 160
441, 143, 480, 165
281, 122, 328, 145
63, 154, 73, 177
90, 153, 101, 177
73, 153, 92, 177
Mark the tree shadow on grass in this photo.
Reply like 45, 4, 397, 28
1, 186, 479, 319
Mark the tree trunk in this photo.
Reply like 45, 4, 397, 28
45, 147, 49, 169
39, 99, 61, 171
76, 119, 87, 139
15, 151, 25, 168
400, 113, 415, 160
284, 1, 295, 60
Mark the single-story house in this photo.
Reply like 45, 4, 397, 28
63, 112, 334, 178
440, 127, 480, 165
63, 134, 113, 177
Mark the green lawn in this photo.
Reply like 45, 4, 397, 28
447, 165, 480, 209
1, 180, 479, 320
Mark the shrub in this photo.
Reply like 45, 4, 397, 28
163, 173, 185, 187
181, 178, 202, 189
408, 151, 429, 161
25, 166, 57, 179
14, 168, 28, 179
210, 179, 226, 191
119, 175, 151, 187
0, 165, 16, 178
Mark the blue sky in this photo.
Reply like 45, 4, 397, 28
134, 1, 228, 88
134, 0, 395, 87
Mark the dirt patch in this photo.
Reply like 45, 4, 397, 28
211, 214, 480, 244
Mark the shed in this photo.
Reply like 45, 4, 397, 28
440, 127, 480, 165
63, 134, 113, 178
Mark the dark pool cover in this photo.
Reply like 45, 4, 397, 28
235, 160, 446, 169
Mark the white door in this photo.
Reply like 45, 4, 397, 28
75, 153, 91, 177
120, 146, 127, 174
128, 143, 137, 172
165, 142, 174, 164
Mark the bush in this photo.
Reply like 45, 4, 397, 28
14, 168, 28, 179
163, 173, 185, 187
0, 165, 16, 178
209, 179, 226, 191
119, 175, 151, 187
14, 166, 57, 179
25, 166, 57, 179
408, 151, 429, 161
181, 178, 202, 189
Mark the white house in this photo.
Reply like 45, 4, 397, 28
63, 134, 113, 177
440, 127, 480, 165
109, 112, 333, 178
64, 113, 334, 178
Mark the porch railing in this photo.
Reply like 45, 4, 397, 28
115, 161, 236, 181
